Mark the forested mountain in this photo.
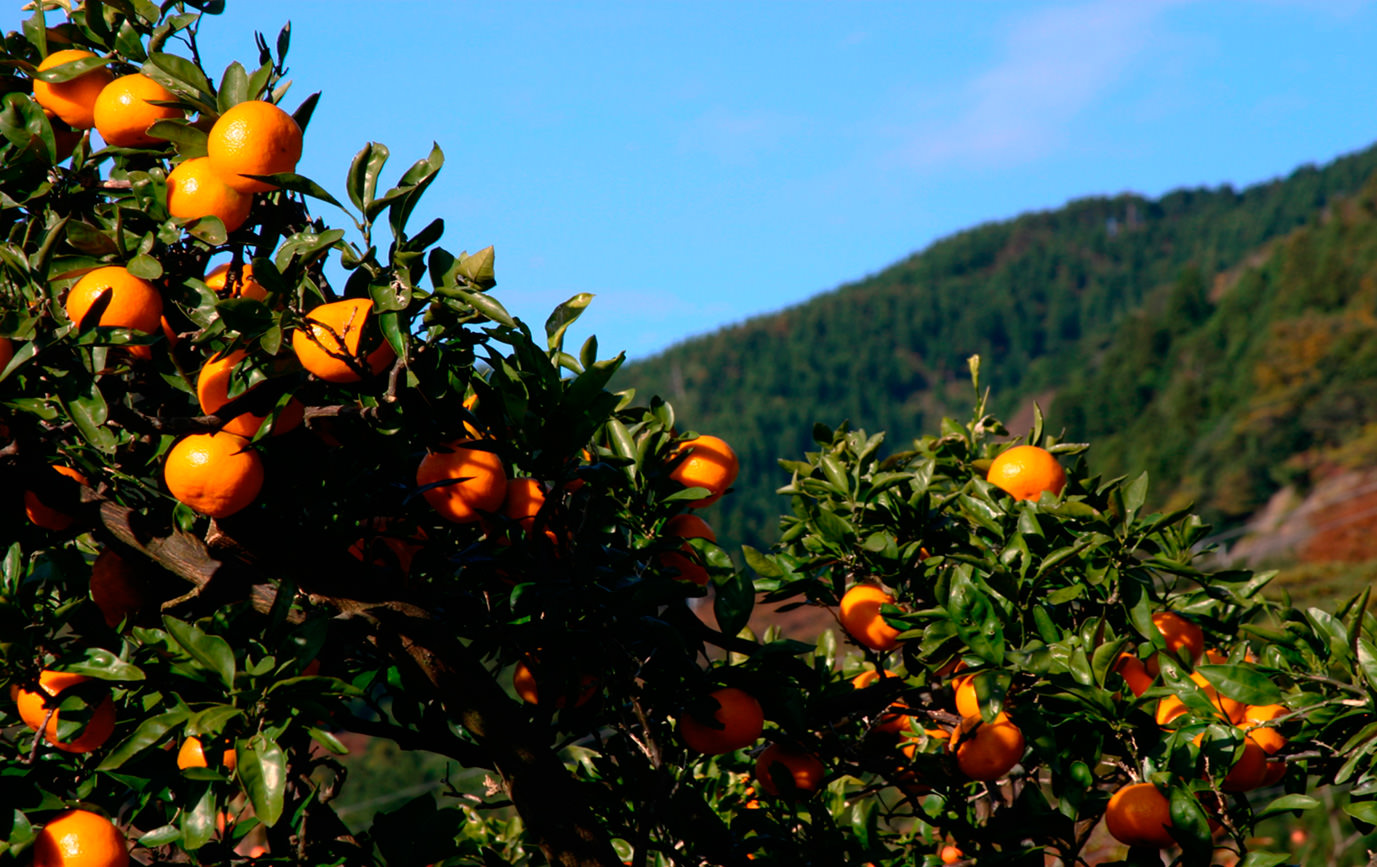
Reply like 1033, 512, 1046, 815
620, 144, 1377, 549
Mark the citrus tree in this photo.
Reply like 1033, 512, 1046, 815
2, 4, 1376, 867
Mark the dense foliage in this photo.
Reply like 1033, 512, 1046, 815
4, 5, 1377, 867
624, 146, 1377, 549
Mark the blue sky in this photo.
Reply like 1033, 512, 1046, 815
193, 1, 1377, 361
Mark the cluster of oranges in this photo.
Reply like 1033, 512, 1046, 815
33, 48, 302, 233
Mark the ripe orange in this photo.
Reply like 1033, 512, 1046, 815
89, 549, 146, 628
1112, 653, 1153, 697
1195, 731, 1268, 792
986, 444, 1066, 501
850, 668, 911, 735
0, 336, 12, 372
1243, 704, 1288, 755
1149, 610, 1205, 669
176, 735, 238, 771
952, 673, 982, 718
679, 686, 764, 755
206, 100, 303, 193
163, 432, 264, 518
512, 659, 597, 709
166, 157, 253, 232
949, 712, 1025, 781
290, 298, 396, 383
939, 845, 963, 865
754, 743, 825, 797
16, 670, 116, 754
32, 49, 113, 129
347, 518, 427, 574
417, 442, 508, 524
1105, 782, 1174, 848
839, 584, 902, 651
196, 349, 303, 437
65, 266, 163, 334
502, 478, 548, 530
204, 262, 268, 301
1156, 670, 1243, 726
25, 465, 90, 530
667, 434, 739, 507
660, 513, 717, 586
92, 73, 180, 147
32, 808, 129, 867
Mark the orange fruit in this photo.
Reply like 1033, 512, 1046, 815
660, 513, 717, 586
1242, 704, 1288, 755
163, 432, 264, 518
502, 478, 548, 530
949, 712, 1025, 781
754, 743, 825, 797
1194, 731, 1268, 792
166, 157, 253, 232
290, 298, 396, 383
1112, 652, 1153, 697
32, 49, 113, 129
839, 584, 902, 651
939, 845, 963, 865
1260, 757, 1287, 787
679, 686, 764, 755
25, 465, 89, 530
65, 266, 163, 334
196, 349, 303, 438
32, 808, 129, 867
89, 549, 146, 628
986, 444, 1066, 501
512, 659, 597, 709
417, 442, 508, 524
850, 668, 911, 735
952, 673, 982, 718
667, 434, 739, 507
204, 262, 268, 301
1149, 610, 1205, 668
205, 100, 303, 193
1156, 671, 1243, 726
176, 735, 237, 771
1105, 782, 1174, 848
92, 73, 179, 147
0, 336, 12, 372
347, 518, 427, 574
16, 670, 116, 754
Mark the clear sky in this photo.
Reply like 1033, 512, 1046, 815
191, 0, 1377, 361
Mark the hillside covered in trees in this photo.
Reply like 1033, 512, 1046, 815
622, 144, 1377, 549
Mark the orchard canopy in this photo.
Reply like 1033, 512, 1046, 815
3, 4, 1377, 867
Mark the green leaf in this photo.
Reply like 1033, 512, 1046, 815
127, 253, 163, 280
254, 172, 347, 211
346, 141, 389, 212
217, 61, 249, 113
1237, 854, 1292, 867
63, 648, 145, 681
63, 389, 116, 452
545, 293, 593, 351
1254, 794, 1320, 821
455, 288, 515, 327
307, 726, 348, 755
147, 120, 207, 156
32, 53, 109, 82
1195, 663, 1283, 706
741, 545, 783, 579
238, 734, 287, 826
163, 616, 236, 688
1345, 798, 1377, 826
713, 572, 755, 637
99, 708, 190, 770
181, 785, 215, 851
138, 826, 181, 848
